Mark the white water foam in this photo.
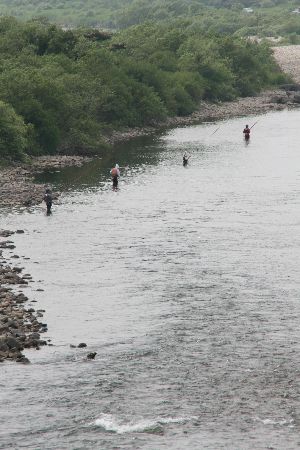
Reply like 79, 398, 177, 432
255, 417, 294, 427
93, 413, 198, 434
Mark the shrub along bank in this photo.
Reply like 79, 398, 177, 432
0, 17, 287, 161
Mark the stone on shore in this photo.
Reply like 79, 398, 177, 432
0, 230, 49, 362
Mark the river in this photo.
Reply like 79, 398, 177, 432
0, 109, 300, 449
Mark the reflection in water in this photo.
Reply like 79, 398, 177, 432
0, 110, 300, 450
34, 135, 163, 191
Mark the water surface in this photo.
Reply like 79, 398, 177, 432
0, 110, 300, 449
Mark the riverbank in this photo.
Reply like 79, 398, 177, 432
273, 45, 300, 83
1, 88, 298, 209
1, 46, 300, 209
105, 88, 297, 145
0, 155, 92, 208
0, 230, 48, 363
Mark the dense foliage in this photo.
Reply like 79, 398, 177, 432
0, 18, 286, 160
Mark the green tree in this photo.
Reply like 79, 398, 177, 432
0, 101, 28, 160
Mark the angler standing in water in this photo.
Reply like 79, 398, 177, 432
243, 124, 251, 141
110, 164, 120, 189
43, 188, 53, 215
183, 152, 190, 166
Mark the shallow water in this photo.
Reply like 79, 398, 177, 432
0, 109, 300, 449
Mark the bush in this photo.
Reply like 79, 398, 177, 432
0, 101, 28, 160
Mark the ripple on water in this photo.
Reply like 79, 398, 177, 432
0, 110, 300, 450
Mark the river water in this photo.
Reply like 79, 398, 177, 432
0, 109, 300, 449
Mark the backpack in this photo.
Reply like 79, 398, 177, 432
44, 193, 52, 205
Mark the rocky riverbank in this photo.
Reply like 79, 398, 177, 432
0, 155, 92, 208
1, 88, 298, 209
0, 230, 48, 363
2, 46, 300, 208
273, 45, 300, 83
105, 46, 300, 144
105, 88, 300, 145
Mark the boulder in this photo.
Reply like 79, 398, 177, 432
3, 336, 23, 350
271, 95, 288, 104
16, 356, 30, 364
78, 342, 87, 348
280, 83, 300, 91
293, 94, 300, 103
0, 337, 9, 352
0, 321, 8, 333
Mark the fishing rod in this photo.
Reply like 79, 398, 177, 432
250, 120, 259, 130
210, 126, 221, 136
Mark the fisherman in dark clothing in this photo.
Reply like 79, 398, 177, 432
243, 124, 250, 140
44, 188, 52, 214
183, 152, 190, 166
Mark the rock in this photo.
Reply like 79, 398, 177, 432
8, 350, 23, 359
87, 352, 97, 360
6, 319, 19, 329
0, 339, 9, 352
78, 343, 87, 348
270, 95, 288, 104
24, 339, 39, 348
293, 94, 300, 103
0, 350, 9, 358
4, 336, 23, 350
12, 329, 26, 339
16, 356, 30, 364
0, 321, 8, 333
29, 332, 40, 340
0, 230, 14, 237
16, 230, 25, 234
280, 83, 300, 91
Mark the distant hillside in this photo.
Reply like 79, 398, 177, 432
0, 0, 131, 27
0, 0, 298, 27
0, 0, 300, 42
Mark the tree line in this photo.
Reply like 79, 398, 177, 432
0, 17, 287, 160
1, 0, 300, 43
